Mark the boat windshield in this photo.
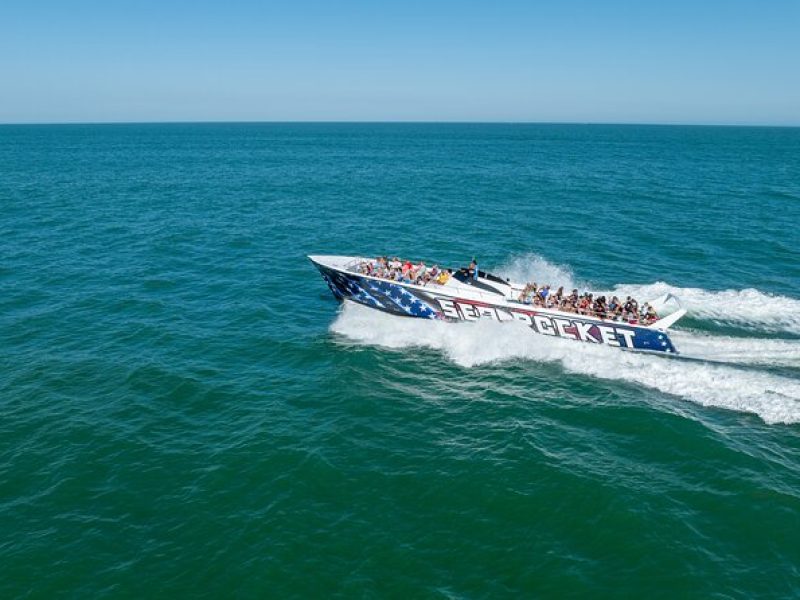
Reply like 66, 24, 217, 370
452, 268, 506, 295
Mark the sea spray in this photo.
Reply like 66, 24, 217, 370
494, 253, 582, 292
332, 301, 800, 425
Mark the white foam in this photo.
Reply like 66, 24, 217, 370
671, 330, 800, 368
331, 302, 800, 425
605, 282, 800, 335
494, 254, 581, 291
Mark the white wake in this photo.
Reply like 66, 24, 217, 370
331, 302, 800, 425
670, 331, 800, 368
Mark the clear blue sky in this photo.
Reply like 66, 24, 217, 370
1, 0, 798, 125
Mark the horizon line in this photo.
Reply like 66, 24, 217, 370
1, 119, 798, 128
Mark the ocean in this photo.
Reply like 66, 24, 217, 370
1, 123, 799, 597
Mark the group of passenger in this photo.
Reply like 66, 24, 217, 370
353, 257, 659, 325
517, 282, 659, 324
357, 257, 452, 286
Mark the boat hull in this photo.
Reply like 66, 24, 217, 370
312, 259, 678, 354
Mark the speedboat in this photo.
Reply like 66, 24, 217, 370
309, 255, 687, 354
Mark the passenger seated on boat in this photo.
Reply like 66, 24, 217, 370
578, 294, 591, 315
518, 282, 533, 303
561, 289, 578, 313
434, 269, 451, 285
367, 257, 383, 272
593, 296, 608, 319
608, 295, 619, 314
542, 286, 556, 308
539, 285, 550, 303
641, 303, 658, 325
622, 296, 640, 322
612, 302, 623, 321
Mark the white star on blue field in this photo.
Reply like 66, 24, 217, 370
365, 279, 437, 318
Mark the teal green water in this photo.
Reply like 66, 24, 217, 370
2, 123, 800, 597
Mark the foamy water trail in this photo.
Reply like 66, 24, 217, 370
671, 331, 800, 368
493, 254, 800, 335
331, 302, 800, 425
